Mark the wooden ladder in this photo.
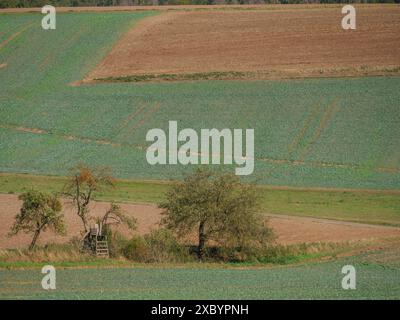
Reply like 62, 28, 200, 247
95, 240, 109, 258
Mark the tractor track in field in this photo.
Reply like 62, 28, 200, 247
0, 123, 123, 148
0, 21, 35, 51
286, 102, 322, 158
39, 27, 89, 70
117, 102, 148, 133
120, 102, 162, 141
299, 99, 340, 161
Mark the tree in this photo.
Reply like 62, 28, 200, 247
159, 167, 274, 260
100, 203, 137, 232
9, 191, 65, 250
63, 164, 114, 233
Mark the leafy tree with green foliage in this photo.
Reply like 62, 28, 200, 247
9, 191, 65, 250
160, 167, 274, 260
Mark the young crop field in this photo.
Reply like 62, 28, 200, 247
0, 11, 399, 189
1, 253, 400, 299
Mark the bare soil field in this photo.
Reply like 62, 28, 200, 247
1, 194, 399, 249
87, 6, 400, 82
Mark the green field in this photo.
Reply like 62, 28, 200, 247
0, 12, 399, 189
1, 252, 399, 299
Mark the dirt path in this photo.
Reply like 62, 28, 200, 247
87, 6, 400, 81
1, 194, 399, 249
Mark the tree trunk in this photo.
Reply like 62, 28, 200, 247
29, 229, 41, 251
198, 221, 206, 261
80, 212, 88, 234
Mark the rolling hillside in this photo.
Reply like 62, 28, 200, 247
0, 11, 399, 189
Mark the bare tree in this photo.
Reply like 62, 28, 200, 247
63, 164, 114, 233
100, 203, 137, 232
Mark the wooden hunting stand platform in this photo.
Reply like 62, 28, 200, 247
81, 224, 109, 258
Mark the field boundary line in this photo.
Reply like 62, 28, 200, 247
0, 4, 368, 14
83, 11, 170, 83
0, 123, 123, 148
88, 67, 400, 84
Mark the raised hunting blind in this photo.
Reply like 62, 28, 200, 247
81, 223, 109, 258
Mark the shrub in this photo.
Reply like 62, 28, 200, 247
121, 230, 192, 263
103, 229, 128, 258
144, 229, 192, 263
121, 236, 149, 261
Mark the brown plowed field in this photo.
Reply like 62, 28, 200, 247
88, 6, 400, 81
1, 194, 399, 249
